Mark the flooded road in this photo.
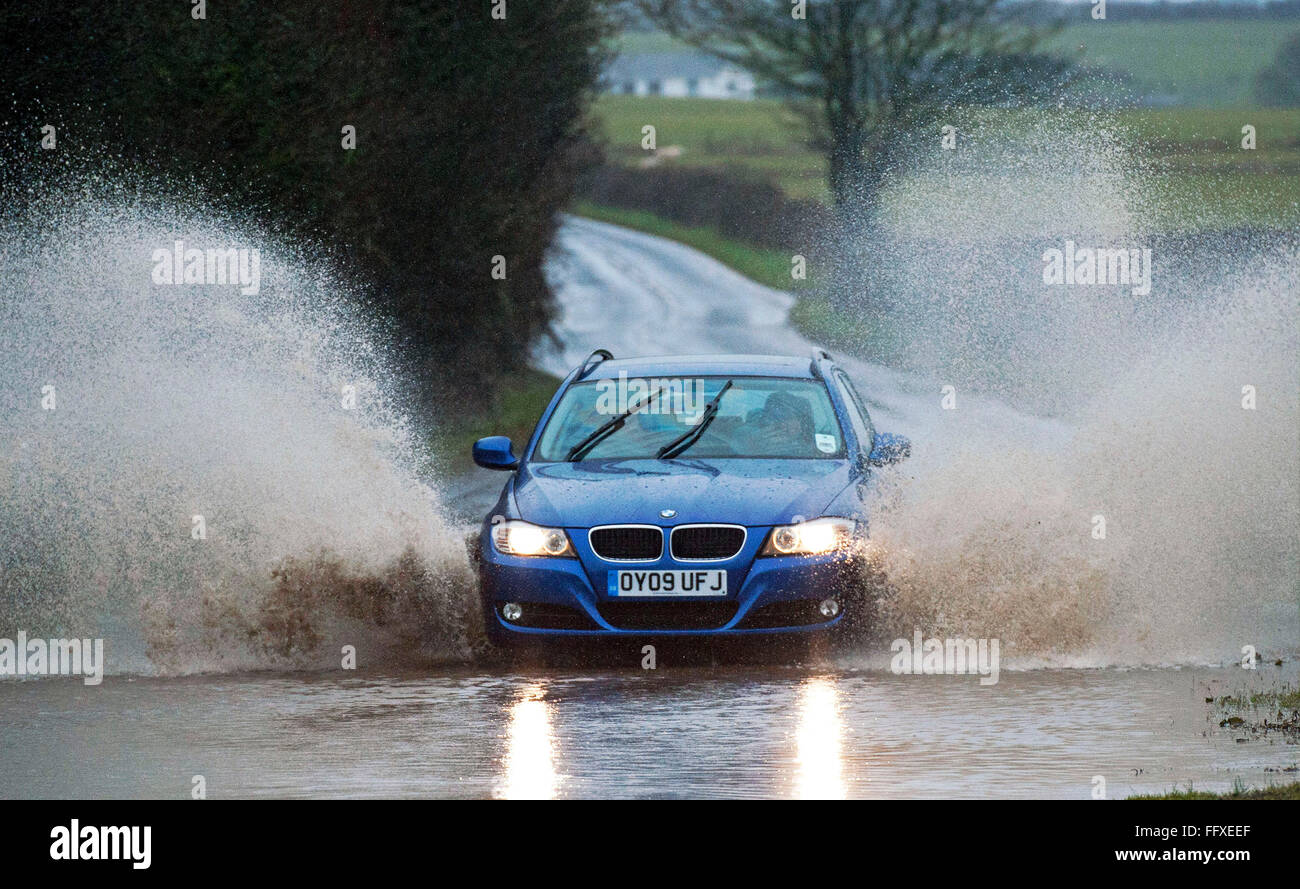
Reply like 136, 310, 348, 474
3, 663, 1295, 799
2, 201, 1295, 800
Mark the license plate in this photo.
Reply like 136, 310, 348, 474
609, 569, 727, 597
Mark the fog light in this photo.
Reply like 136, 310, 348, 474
502, 602, 523, 622
818, 598, 840, 618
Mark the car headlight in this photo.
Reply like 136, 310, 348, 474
491, 520, 574, 557
760, 517, 856, 556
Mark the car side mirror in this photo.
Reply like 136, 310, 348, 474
473, 435, 518, 471
867, 432, 911, 466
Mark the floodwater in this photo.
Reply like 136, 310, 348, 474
2, 147, 1296, 800
2, 661, 1295, 799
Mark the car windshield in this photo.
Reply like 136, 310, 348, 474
533, 375, 846, 462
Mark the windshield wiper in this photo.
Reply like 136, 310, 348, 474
657, 380, 733, 460
565, 386, 666, 462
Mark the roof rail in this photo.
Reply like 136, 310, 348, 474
809, 349, 832, 378
575, 348, 614, 379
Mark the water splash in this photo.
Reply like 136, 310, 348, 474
0, 187, 477, 673
843, 113, 1300, 665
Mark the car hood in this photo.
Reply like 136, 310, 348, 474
513, 458, 854, 528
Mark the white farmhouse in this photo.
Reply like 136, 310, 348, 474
604, 52, 756, 100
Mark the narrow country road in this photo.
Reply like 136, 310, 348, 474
448, 214, 1049, 520
536, 215, 918, 431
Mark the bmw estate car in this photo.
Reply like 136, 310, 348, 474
472, 350, 910, 642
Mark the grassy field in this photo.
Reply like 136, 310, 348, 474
1049, 21, 1298, 108
592, 95, 824, 197
618, 20, 1300, 107
472, 23, 1298, 435
591, 95, 1300, 229
582, 93, 1298, 364
1129, 780, 1300, 800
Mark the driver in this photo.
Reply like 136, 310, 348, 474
744, 390, 815, 456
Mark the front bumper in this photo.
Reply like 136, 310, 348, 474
479, 528, 863, 637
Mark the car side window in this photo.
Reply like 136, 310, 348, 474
833, 371, 875, 455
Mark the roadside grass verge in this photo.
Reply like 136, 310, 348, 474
1216, 686, 1300, 711
430, 367, 560, 475
1129, 780, 1300, 800
569, 202, 905, 359
1209, 681, 1300, 742
571, 200, 813, 292
786, 294, 912, 363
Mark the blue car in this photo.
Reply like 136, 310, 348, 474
472, 350, 910, 642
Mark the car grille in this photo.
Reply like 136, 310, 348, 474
597, 601, 739, 631
670, 525, 745, 560
589, 526, 662, 561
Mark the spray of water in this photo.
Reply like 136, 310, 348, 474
0, 185, 477, 673
2, 116, 1294, 675
843, 112, 1299, 665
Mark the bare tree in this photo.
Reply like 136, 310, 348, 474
636, 0, 1073, 220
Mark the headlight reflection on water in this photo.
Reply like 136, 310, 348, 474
795, 676, 846, 800
501, 684, 559, 800
500, 677, 846, 799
